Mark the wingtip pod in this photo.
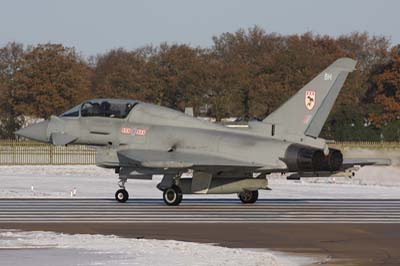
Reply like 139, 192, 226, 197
330, 57, 357, 72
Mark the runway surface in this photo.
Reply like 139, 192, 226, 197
0, 198, 400, 223
1, 199, 400, 265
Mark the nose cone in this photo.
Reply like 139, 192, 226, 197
15, 121, 49, 142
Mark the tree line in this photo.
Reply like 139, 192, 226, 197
1, 26, 400, 140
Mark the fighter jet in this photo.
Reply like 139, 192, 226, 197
16, 58, 390, 205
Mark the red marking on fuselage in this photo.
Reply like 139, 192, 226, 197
135, 129, 146, 136
120, 127, 132, 134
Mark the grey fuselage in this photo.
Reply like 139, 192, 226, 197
52, 101, 326, 174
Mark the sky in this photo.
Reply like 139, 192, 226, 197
0, 0, 399, 56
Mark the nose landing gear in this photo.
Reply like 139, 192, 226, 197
115, 189, 129, 203
115, 178, 129, 203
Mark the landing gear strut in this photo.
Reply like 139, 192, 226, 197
115, 178, 129, 203
238, 190, 258, 204
163, 185, 183, 206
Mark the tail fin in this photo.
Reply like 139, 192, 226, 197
263, 58, 357, 138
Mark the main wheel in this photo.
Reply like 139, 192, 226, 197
163, 185, 183, 206
115, 189, 129, 203
238, 190, 258, 204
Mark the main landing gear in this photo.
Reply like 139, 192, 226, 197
238, 190, 258, 204
115, 178, 129, 203
157, 174, 183, 206
162, 185, 183, 206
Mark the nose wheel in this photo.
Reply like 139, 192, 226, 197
163, 185, 183, 206
115, 189, 129, 203
115, 178, 129, 203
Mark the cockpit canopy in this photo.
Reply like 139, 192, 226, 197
61, 99, 138, 119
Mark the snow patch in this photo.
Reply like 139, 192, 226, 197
0, 230, 306, 266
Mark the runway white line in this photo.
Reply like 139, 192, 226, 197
0, 199, 399, 223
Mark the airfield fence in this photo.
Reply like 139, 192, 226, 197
0, 140, 399, 165
0, 140, 95, 165
330, 141, 400, 149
